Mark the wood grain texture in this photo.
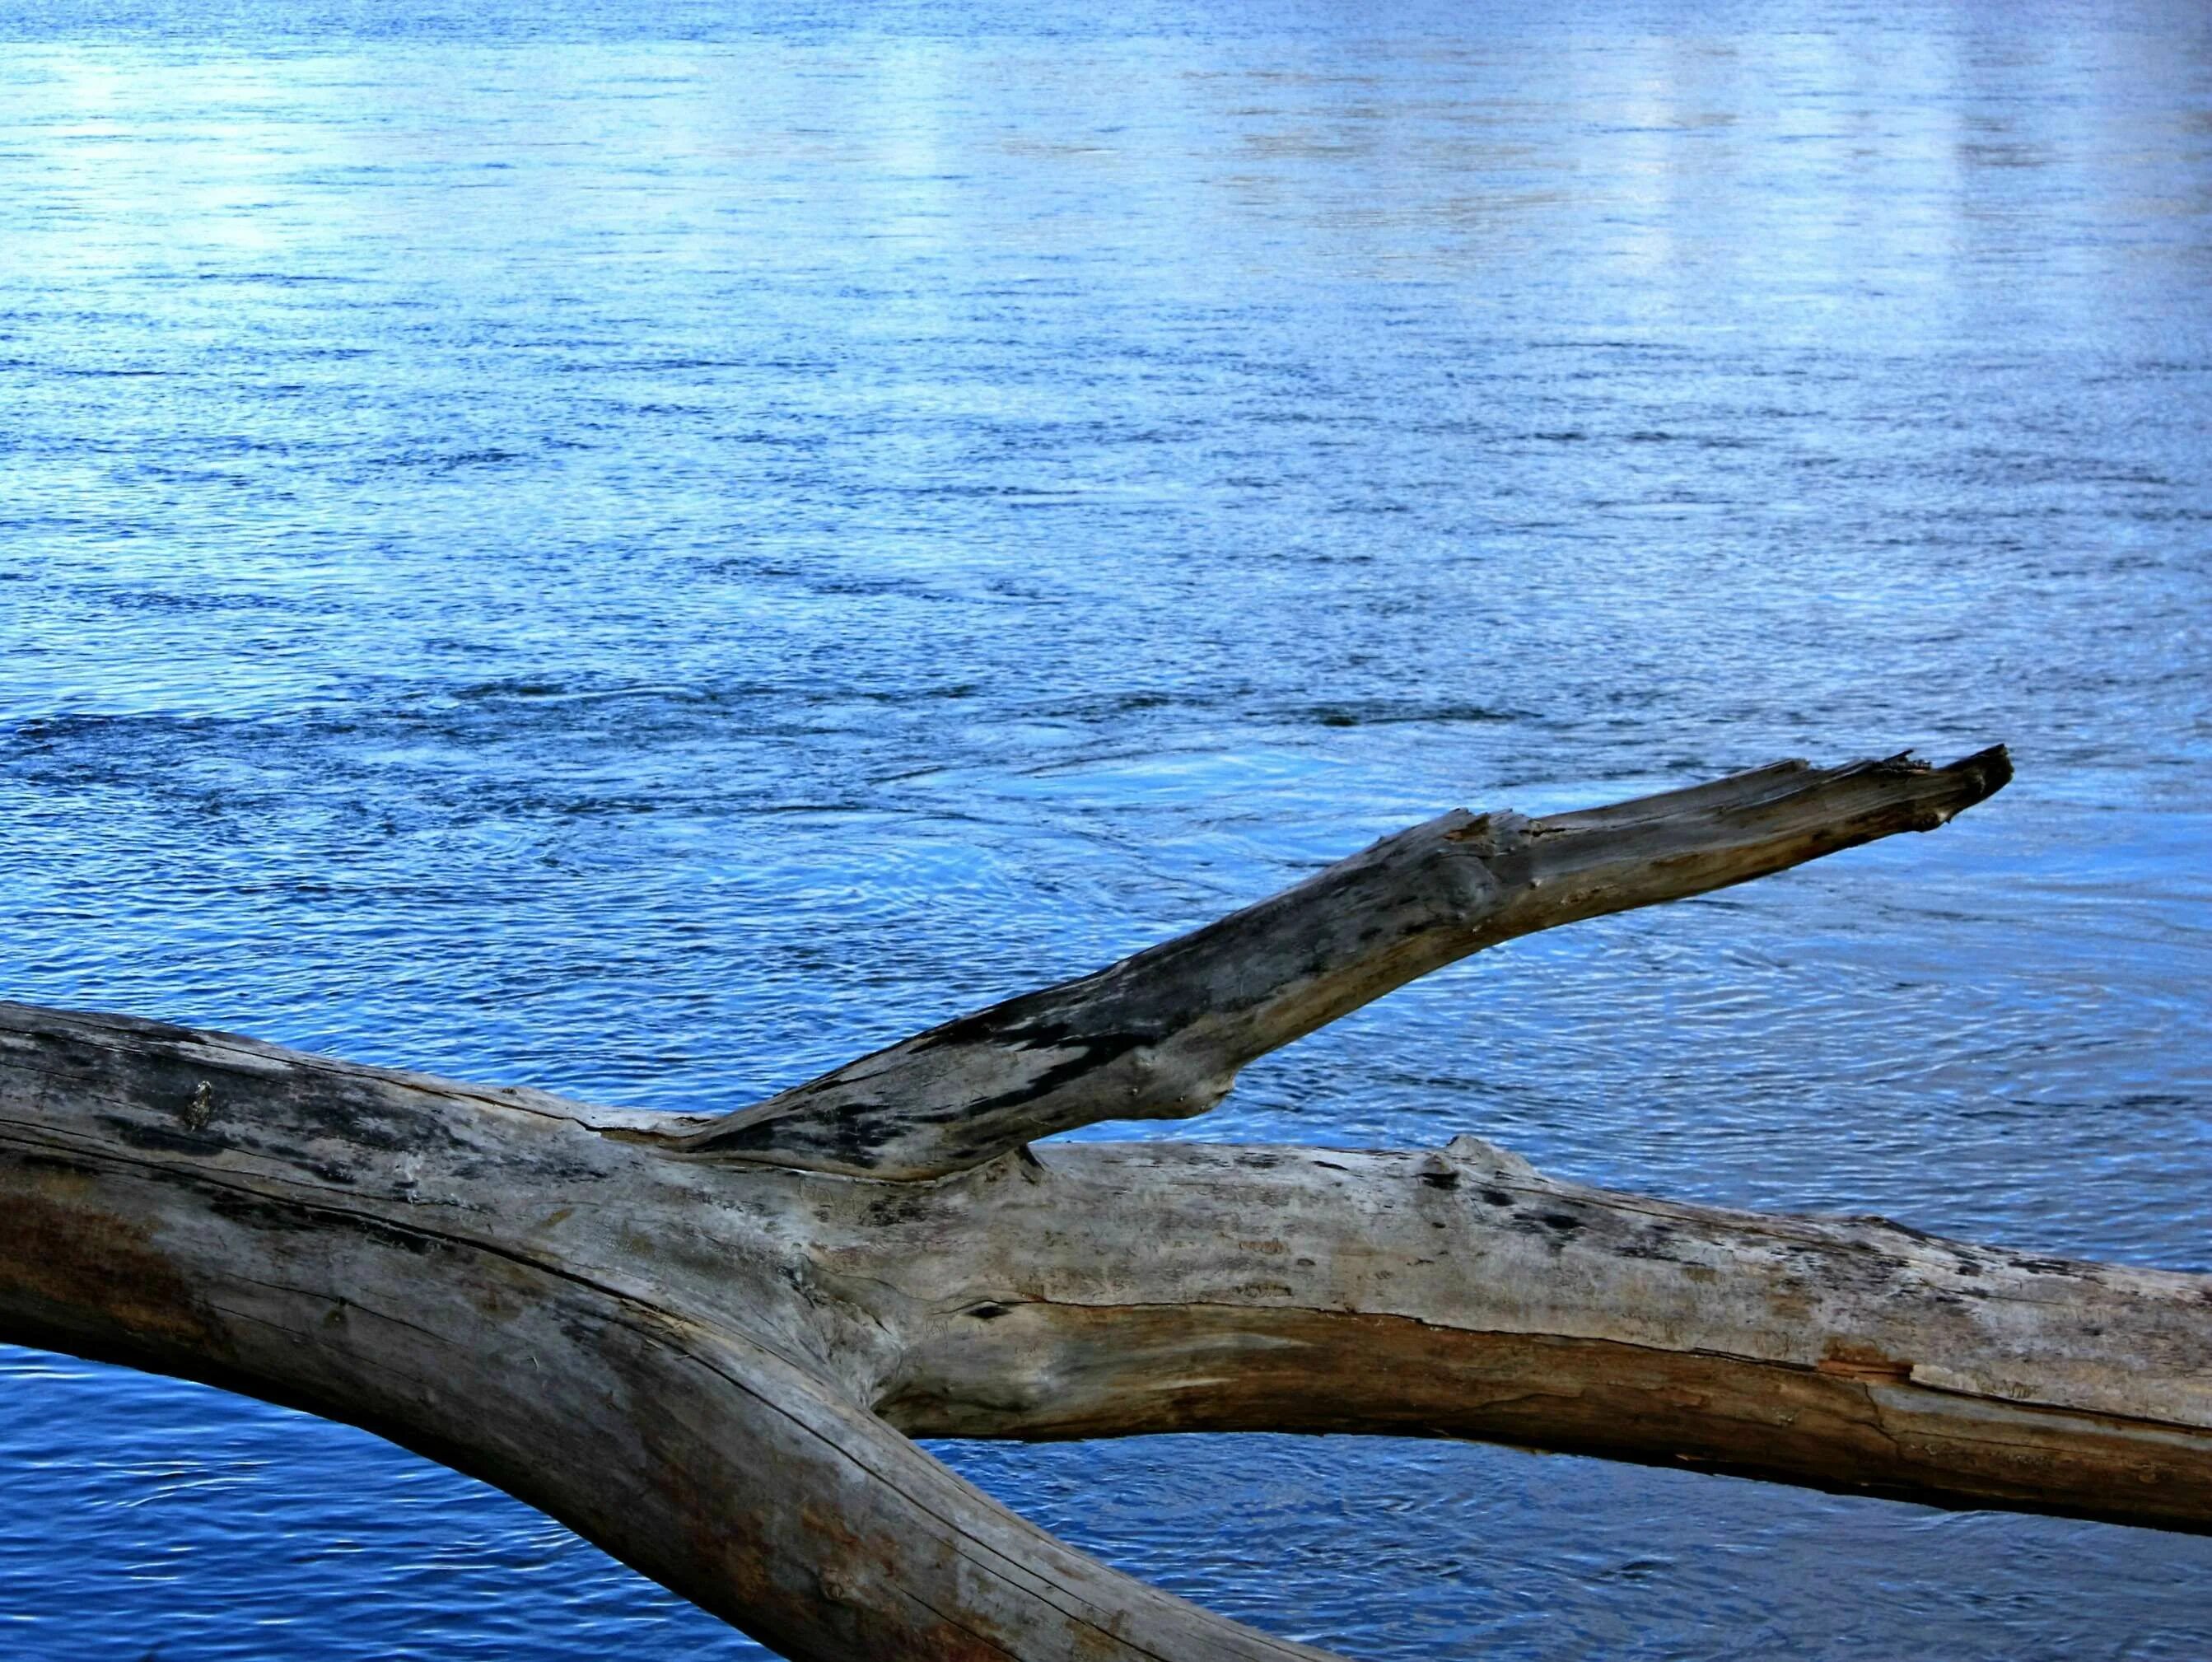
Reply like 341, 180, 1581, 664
13, 747, 2187, 1662
684, 747, 2010, 1179
861, 1140, 2212, 1530
0, 1006, 1332, 1662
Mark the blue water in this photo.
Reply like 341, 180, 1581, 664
3, 2, 2210, 1656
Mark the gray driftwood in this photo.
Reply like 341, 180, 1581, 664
7, 745, 2207, 1662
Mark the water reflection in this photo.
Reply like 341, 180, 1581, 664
2, 0, 2210, 1656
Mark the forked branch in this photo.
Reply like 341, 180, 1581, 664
13, 743, 2193, 1662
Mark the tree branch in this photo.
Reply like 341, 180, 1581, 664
0, 1005, 1332, 1662
15, 744, 2153, 1662
853, 1140, 2212, 1532
682, 747, 2011, 1179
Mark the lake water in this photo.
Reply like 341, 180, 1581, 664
2, 1, 2210, 1656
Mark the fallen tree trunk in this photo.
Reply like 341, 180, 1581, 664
5, 744, 2204, 1661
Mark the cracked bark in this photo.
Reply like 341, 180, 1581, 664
7, 745, 2207, 1662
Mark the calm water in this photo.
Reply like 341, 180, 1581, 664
3, 2, 2210, 1656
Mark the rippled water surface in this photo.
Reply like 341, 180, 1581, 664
4, 1, 2211, 1656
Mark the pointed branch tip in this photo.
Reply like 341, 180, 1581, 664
685, 744, 2011, 1179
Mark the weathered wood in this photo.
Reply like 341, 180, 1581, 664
686, 746, 2011, 1179
866, 1140, 2212, 1530
0, 1006, 1329, 1662
12, 745, 2202, 1662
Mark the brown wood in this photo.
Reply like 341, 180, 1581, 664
11, 745, 2202, 1662
869, 1141, 2212, 1532
686, 746, 2011, 1179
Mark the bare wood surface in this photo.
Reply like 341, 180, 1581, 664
685, 747, 2010, 1179
13, 745, 2196, 1662
0, 1006, 1333, 1662
864, 1140, 2212, 1529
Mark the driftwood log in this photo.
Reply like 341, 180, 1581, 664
7, 745, 2209, 1661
